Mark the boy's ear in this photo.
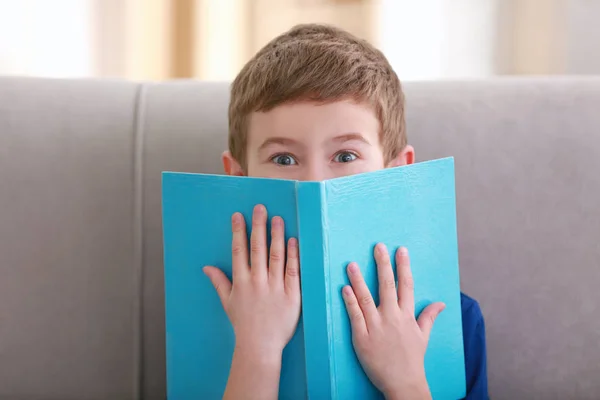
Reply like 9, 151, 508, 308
222, 151, 246, 176
386, 144, 415, 168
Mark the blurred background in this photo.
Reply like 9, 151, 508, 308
0, 0, 599, 82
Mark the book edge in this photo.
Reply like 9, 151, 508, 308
296, 180, 336, 398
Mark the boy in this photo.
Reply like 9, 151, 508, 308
203, 24, 488, 399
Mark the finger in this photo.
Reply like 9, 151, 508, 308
231, 212, 249, 281
249, 204, 268, 281
203, 266, 232, 309
374, 243, 398, 310
342, 285, 368, 336
284, 238, 300, 296
347, 262, 379, 326
269, 216, 285, 283
417, 302, 445, 342
396, 247, 414, 314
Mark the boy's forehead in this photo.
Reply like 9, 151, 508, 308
246, 99, 380, 146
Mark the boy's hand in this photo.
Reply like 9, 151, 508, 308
203, 204, 301, 359
342, 244, 445, 400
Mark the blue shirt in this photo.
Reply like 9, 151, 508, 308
460, 293, 488, 399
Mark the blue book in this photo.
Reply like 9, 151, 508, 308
162, 157, 466, 399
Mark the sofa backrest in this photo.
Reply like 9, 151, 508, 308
1, 76, 599, 399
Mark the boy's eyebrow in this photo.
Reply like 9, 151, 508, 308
331, 133, 371, 145
258, 133, 370, 151
258, 137, 299, 151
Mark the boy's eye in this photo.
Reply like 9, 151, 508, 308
271, 154, 298, 166
333, 151, 358, 163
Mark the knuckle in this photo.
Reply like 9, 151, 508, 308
402, 276, 415, 291
231, 244, 244, 255
359, 295, 373, 306
287, 248, 298, 259
428, 313, 437, 325
270, 251, 283, 263
382, 278, 397, 290
378, 251, 390, 263
345, 296, 357, 306
250, 238, 262, 253
398, 313, 412, 326
252, 217, 265, 229
350, 310, 363, 322
286, 266, 299, 277
270, 231, 280, 242
232, 220, 244, 232
250, 271, 266, 284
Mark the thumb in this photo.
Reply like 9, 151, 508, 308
417, 302, 446, 341
203, 266, 232, 309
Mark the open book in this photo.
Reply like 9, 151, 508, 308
162, 157, 466, 399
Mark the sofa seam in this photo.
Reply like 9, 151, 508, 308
131, 81, 149, 400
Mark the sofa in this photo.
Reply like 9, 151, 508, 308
1, 76, 599, 399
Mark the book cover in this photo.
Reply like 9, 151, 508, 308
162, 157, 466, 399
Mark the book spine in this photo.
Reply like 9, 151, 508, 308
296, 181, 335, 399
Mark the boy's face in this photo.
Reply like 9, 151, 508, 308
222, 100, 414, 181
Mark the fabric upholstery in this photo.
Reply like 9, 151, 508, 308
1, 76, 599, 399
0, 78, 140, 399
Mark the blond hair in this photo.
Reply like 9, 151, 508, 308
228, 23, 406, 169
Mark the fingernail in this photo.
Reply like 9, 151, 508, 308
272, 216, 282, 227
376, 243, 387, 254
289, 237, 297, 247
348, 262, 358, 274
400, 247, 408, 256
231, 212, 242, 225
342, 286, 353, 297
254, 204, 265, 216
